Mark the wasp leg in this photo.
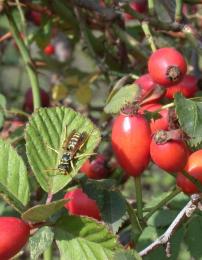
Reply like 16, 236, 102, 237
70, 160, 76, 178
43, 142, 59, 154
74, 152, 97, 159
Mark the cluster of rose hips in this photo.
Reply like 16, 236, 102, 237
112, 47, 201, 196
62, 48, 200, 224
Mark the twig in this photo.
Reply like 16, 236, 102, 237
139, 194, 202, 257
175, 0, 183, 23
122, 4, 184, 32
141, 21, 157, 52
112, 25, 147, 61
5, 7, 41, 110
71, 0, 119, 21
46, 192, 53, 204
148, 0, 155, 16
15, 0, 29, 47
134, 176, 143, 222
0, 32, 12, 43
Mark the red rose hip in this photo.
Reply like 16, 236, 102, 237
81, 155, 109, 179
111, 112, 151, 176
135, 73, 155, 95
123, 0, 147, 21
177, 150, 202, 194
150, 131, 189, 173
64, 188, 101, 220
0, 217, 30, 260
148, 48, 187, 86
165, 75, 198, 99
23, 87, 50, 113
139, 103, 169, 134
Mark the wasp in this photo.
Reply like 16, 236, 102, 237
45, 128, 91, 176
57, 130, 88, 175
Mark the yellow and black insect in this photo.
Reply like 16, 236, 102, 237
45, 128, 90, 176
57, 130, 88, 175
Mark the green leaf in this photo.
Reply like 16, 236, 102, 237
104, 84, 140, 114
148, 209, 178, 228
0, 93, 7, 109
29, 226, 54, 260
22, 199, 68, 222
26, 107, 101, 194
101, 191, 127, 234
185, 216, 202, 259
0, 139, 29, 210
114, 250, 142, 260
82, 181, 127, 234
174, 93, 202, 147
0, 94, 6, 128
54, 215, 122, 260
0, 112, 4, 129
144, 190, 181, 209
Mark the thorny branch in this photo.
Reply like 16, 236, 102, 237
71, 0, 119, 21
139, 194, 202, 257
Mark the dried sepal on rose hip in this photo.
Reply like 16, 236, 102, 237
150, 129, 189, 173
111, 104, 151, 177
177, 149, 202, 194
148, 48, 187, 87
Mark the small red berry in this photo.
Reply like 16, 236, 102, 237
150, 131, 189, 173
0, 217, 30, 260
23, 88, 50, 113
43, 44, 55, 56
64, 188, 101, 220
81, 155, 109, 179
139, 103, 169, 134
148, 48, 187, 86
165, 75, 198, 99
177, 150, 202, 194
111, 112, 151, 176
